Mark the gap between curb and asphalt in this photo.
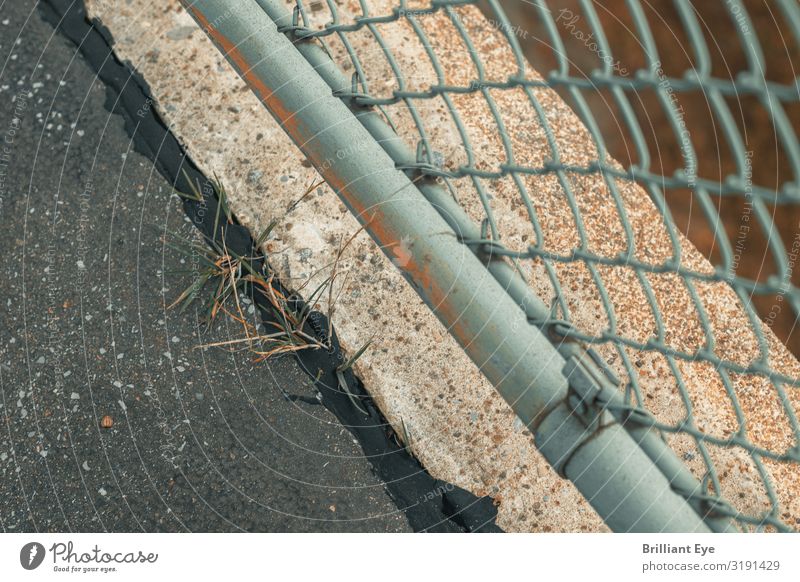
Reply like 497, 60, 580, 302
37, 0, 502, 533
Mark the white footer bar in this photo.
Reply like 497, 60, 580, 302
0, 533, 797, 580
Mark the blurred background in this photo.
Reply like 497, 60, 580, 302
499, 0, 800, 356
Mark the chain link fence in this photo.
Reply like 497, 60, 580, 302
182, 0, 800, 531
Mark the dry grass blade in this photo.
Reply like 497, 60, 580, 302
169, 176, 375, 402
169, 218, 321, 362
287, 179, 324, 213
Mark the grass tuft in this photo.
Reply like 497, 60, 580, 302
170, 175, 374, 398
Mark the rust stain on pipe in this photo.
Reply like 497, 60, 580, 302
303, 167, 475, 345
184, 5, 302, 137
183, 3, 475, 350
181, 4, 442, 298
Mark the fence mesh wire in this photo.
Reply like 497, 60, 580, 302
268, 0, 800, 531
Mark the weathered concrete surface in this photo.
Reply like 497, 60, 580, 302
0, 0, 409, 532
84, 0, 800, 531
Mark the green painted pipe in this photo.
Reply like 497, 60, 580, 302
180, 0, 713, 532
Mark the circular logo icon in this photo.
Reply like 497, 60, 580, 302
20, 542, 46, 570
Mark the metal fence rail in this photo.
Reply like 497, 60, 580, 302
180, 0, 800, 532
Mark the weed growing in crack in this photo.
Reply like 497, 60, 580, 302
168, 173, 375, 379
169, 174, 325, 360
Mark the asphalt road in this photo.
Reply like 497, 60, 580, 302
0, 0, 409, 532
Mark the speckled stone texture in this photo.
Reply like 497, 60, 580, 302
85, 0, 799, 531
